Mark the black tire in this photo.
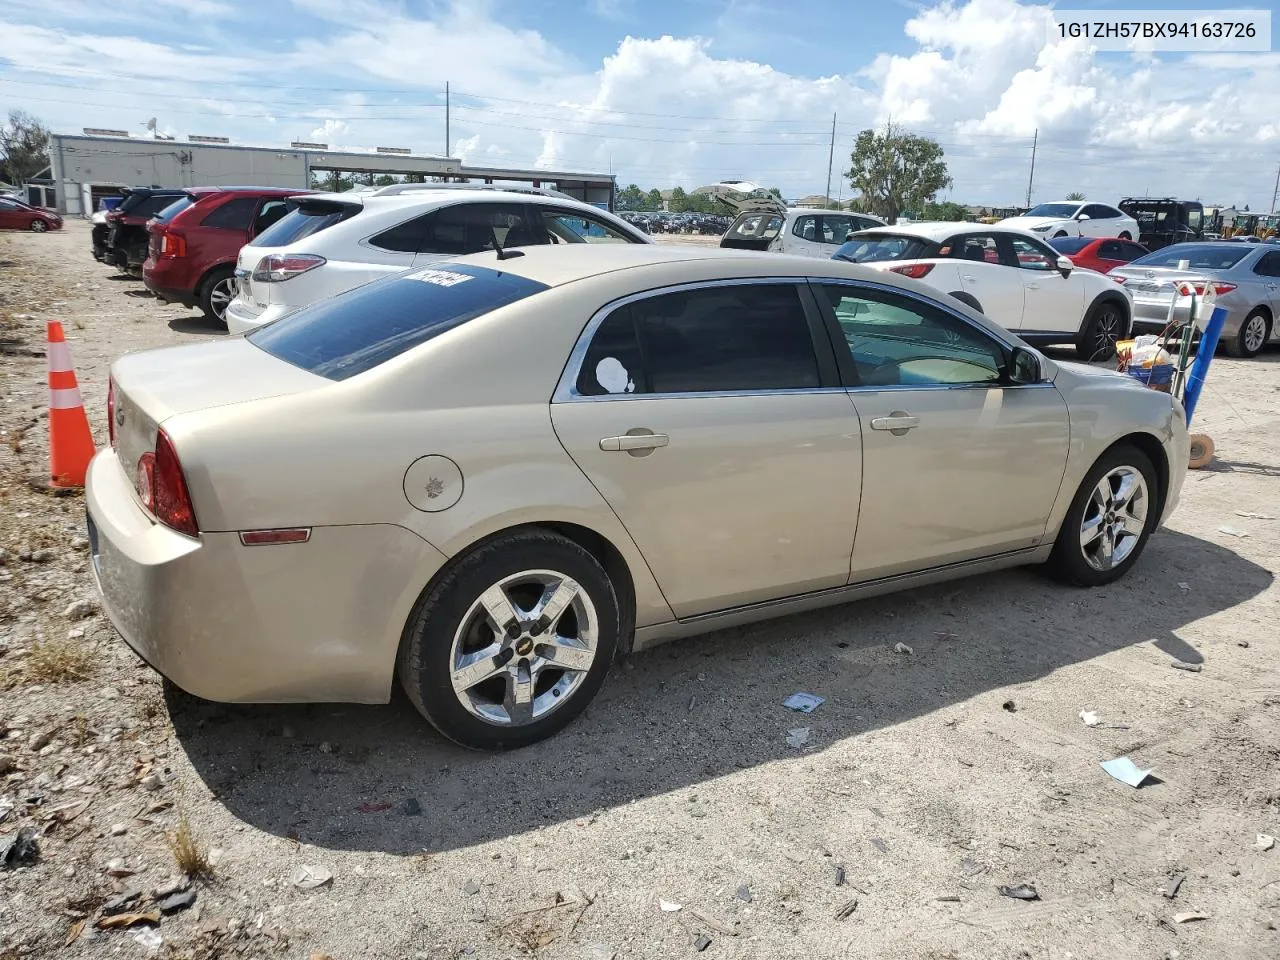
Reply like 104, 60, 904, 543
1054, 231, 1069, 238
1223, 309, 1270, 359
397, 529, 622, 750
1118, 232, 1132, 241
948, 291, 983, 313
198, 267, 236, 324
1075, 298, 1128, 361
1048, 443, 1160, 587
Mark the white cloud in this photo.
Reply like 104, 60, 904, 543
309, 119, 350, 145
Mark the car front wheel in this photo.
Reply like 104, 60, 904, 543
1048, 444, 1159, 587
1224, 309, 1270, 359
1075, 299, 1127, 361
398, 529, 621, 750
29, 219, 47, 233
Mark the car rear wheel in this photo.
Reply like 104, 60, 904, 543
1075, 299, 1126, 361
199, 268, 236, 324
1224, 309, 1270, 359
29, 219, 47, 233
398, 529, 621, 750
1119, 232, 1132, 241
1047, 444, 1159, 587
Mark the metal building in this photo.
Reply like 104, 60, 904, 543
48, 132, 617, 215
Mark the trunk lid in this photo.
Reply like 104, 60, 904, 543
1109, 266, 1205, 305
110, 338, 328, 502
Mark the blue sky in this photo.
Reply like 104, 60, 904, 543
2, 0, 1278, 206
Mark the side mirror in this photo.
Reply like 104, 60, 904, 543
1076, 213, 1091, 221
1056, 256, 1074, 278
1008, 346, 1042, 385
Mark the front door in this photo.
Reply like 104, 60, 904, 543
550, 281, 862, 617
810, 281, 1070, 580
1004, 234, 1084, 335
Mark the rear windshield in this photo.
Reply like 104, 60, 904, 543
1129, 245, 1250, 270
833, 233, 934, 263
247, 264, 549, 381
153, 196, 195, 224
1049, 237, 1091, 254
252, 202, 359, 247
120, 193, 185, 218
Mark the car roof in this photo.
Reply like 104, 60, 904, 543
851, 222, 1045, 242
187, 186, 313, 197
433, 243, 944, 292
302, 188, 603, 210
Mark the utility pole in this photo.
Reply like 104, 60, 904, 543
1271, 159, 1280, 213
1025, 128, 1038, 208
825, 112, 837, 205
445, 81, 451, 158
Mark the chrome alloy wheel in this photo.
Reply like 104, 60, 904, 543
1091, 306, 1123, 359
449, 569, 598, 726
1079, 466, 1149, 572
1243, 313, 1267, 354
209, 276, 237, 320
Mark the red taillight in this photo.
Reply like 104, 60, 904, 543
159, 232, 187, 258
1176, 281, 1236, 297
107, 377, 116, 446
251, 253, 326, 283
889, 263, 935, 280
138, 429, 198, 536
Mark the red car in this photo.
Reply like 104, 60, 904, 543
0, 195, 62, 232
143, 187, 311, 322
1049, 236, 1149, 274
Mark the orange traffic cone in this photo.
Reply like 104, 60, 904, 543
47, 320, 96, 488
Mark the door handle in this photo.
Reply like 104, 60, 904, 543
962, 275, 977, 282
599, 433, 669, 452
1025, 282, 1040, 290
869, 414, 919, 435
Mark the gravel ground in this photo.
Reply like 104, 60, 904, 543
1, 221, 1279, 960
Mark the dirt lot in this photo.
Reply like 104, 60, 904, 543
2, 221, 1278, 960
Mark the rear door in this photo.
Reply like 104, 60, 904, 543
550, 280, 862, 617
785, 213, 828, 258
411, 203, 537, 265
1254, 251, 1280, 322
942, 232, 1025, 329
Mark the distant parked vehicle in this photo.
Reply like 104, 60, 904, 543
103, 187, 188, 273
719, 197, 885, 256
1049, 236, 1150, 274
1117, 198, 1204, 250
143, 187, 312, 323
91, 195, 126, 261
0, 195, 62, 232
1110, 242, 1280, 358
834, 223, 1134, 360
225, 184, 651, 334
998, 202, 1140, 241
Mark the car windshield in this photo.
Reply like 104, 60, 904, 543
1049, 237, 1092, 254
153, 196, 195, 224
1128, 245, 1250, 270
1025, 203, 1080, 218
832, 234, 933, 263
248, 264, 549, 381
253, 202, 358, 247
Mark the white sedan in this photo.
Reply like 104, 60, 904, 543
998, 201, 1140, 241
834, 223, 1134, 360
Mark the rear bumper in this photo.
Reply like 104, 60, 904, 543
225, 299, 291, 334
85, 448, 449, 704
142, 275, 197, 307
1131, 300, 1250, 338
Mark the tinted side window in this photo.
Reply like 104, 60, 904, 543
576, 309, 645, 396
254, 199, 290, 234
253, 203, 360, 248
1254, 252, 1280, 277
589, 284, 819, 395
369, 213, 433, 253
820, 216, 854, 243
421, 203, 538, 255
792, 215, 819, 241
1083, 204, 1114, 220
201, 197, 259, 230
133, 195, 185, 219
943, 234, 1000, 264
816, 284, 1005, 387
1098, 240, 1123, 259
540, 209, 635, 244
1120, 242, 1148, 261
1010, 236, 1056, 270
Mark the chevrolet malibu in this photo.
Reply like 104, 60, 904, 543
87, 246, 1188, 750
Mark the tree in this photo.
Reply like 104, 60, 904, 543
668, 186, 688, 211
846, 123, 951, 224
645, 188, 663, 210
373, 174, 397, 187
617, 183, 648, 211
0, 110, 50, 185
768, 186, 783, 200
1065, 191, 1086, 201
922, 200, 970, 222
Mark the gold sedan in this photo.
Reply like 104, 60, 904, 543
86, 245, 1188, 749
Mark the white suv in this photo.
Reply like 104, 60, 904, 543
225, 185, 651, 333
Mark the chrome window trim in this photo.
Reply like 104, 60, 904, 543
552, 277, 820, 404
